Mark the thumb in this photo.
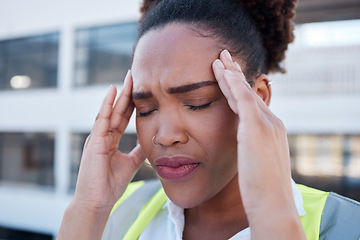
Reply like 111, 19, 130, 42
129, 144, 147, 168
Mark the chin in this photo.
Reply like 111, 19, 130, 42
168, 194, 202, 209
160, 179, 207, 209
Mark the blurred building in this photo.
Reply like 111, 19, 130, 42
0, 1, 143, 239
269, 20, 360, 201
0, 0, 359, 239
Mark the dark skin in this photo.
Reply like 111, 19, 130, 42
57, 23, 305, 240
183, 175, 248, 239
132, 23, 272, 239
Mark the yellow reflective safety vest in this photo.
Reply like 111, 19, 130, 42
102, 180, 360, 240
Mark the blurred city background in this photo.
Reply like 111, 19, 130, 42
0, 0, 359, 239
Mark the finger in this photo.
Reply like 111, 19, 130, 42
213, 52, 258, 120
108, 70, 135, 150
223, 69, 260, 121
84, 134, 91, 149
91, 85, 117, 137
220, 49, 238, 71
218, 50, 270, 119
232, 61, 272, 114
212, 59, 239, 114
109, 103, 135, 152
220, 50, 252, 92
110, 70, 134, 131
128, 144, 147, 168
233, 62, 251, 90
227, 63, 282, 131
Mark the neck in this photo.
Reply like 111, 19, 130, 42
184, 175, 249, 239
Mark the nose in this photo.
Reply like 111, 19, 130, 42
155, 110, 189, 147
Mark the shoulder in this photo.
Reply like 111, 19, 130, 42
297, 184, 360, 240
320, 192, 360, 240
102, 179, 164, 240
110, 179, 162, 214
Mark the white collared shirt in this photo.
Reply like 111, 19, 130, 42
139, 180, 306, 240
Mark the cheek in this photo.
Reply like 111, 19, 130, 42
136, 119, 154, 158
193, 103, 238, 146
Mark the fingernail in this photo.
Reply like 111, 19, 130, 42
234, 62, 242, 72
107, 84, 114, 94
214, 59, 224, 69
224, 69, 234, 76
223, 50, 232, 61
123, 69, 131, 84
126, 69, 131, 78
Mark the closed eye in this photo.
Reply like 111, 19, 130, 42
137, 109, 157, 117
137, 102, 213, 117
186, 102, 212, 111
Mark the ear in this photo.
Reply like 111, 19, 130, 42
252, 74, 272, 106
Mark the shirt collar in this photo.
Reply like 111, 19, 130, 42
166, 179, 306, 240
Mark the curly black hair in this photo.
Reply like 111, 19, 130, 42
137, 0, 297, 83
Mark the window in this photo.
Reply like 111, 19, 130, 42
70, 132, 156, 190
0, 33, 59, 90
74, 22, 138, 86
0, 226, 52, 240
0, 132, 55, 187
288, 134, 360, 201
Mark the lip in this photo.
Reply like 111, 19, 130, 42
155, 156, 200, 181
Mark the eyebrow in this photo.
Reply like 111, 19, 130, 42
132, 80, 218, 100
168, 80, 217, 94
132, 91, 153, 100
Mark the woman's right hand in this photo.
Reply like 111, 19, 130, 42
57, 70, 146, 240
73, 70, 146, 212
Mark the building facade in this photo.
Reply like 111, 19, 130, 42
0, 0, 359, 239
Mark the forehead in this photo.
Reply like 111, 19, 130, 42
131, 23, 222, 90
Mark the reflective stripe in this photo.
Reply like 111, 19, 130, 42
110, 180, 145, 216
297, 184, 329, 240
319, 192, 360, 240
123, 187, 167, 240
102, 180, 162, 240
104, 182, 360, 240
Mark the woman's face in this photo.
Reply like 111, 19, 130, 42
132, 23, 239, 208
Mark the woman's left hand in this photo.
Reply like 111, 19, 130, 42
212, 50, 305, 240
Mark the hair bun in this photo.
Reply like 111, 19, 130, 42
139, 0, 162, 22
236, 0, 298, 73
138, 0, 298, 75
